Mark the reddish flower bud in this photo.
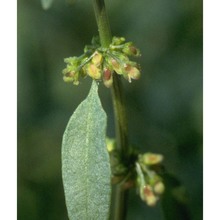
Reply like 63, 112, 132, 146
103, 68, 113, 88
143, 185, 158, 206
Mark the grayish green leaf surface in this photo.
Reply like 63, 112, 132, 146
41, 0, 54, 10
62, 81, 111, 220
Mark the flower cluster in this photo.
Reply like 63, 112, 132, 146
62, 36, 141, 87
136, 153, 165, 206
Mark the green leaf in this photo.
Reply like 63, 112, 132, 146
62, 81, 111, 220
41, 0, 54, 10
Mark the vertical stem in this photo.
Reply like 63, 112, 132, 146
92, 0, 129, 219
111, 74, 129, 161
92, 0, 112, 47
110, 74, 129, 220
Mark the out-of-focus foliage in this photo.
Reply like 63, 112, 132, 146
18, 0, 202, 219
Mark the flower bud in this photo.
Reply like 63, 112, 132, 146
64, 56, 79, 66
141, 153, 164, 165
92, 51, 103, 66
122, 42, 141, 57
143, 185, 158, 206
111, 50, 129, 62
87, 63, 101, 80
73, 79, 79, 85
103, 68, 113, 88
63, 70, 75, 77
124, 64, 141, 82
112, 36, 126, 45
63, 70, 76, 83
63, 76, 74, 83
154, 181, 165, 195
110, 58, 123, 75
106, 138, 116, 152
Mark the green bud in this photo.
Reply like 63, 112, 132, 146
68, 71, 79, 85
63, 76, 74, 83
63, 70, 75, 77
154, 181, 165, 195
122, 42, 141, 57
141, 153, 164, 165
64, 56, 79, 66
73, 79, 79, 85
111, 51, 129, 62
112, 36, 126, 45
106, 138, 116, 152
63, 70, 76, 83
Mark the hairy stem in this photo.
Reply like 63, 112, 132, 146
92, 0, 129, 219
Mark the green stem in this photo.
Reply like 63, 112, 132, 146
111, 74, 129, 161
92, 0, 112, 47
110, 74, 129, 220
92, 1, 129, 219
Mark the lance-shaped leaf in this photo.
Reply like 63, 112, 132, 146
62, 81, 111, 220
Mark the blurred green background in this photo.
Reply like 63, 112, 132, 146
18, 0, 202, 219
